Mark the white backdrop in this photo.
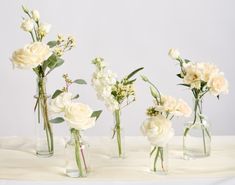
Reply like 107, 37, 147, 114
0, 0, 234, 137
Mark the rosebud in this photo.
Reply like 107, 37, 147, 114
38, 23, 51, 37
20, 19, 34, 32
31, 10, 40, 21
168, 48, 180, 60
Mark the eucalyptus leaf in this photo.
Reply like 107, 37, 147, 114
91, 110, 102, 120
126, 67, 144, 80
47, 41, 57, 48
50, 117, 64, 123
52, 89, 63, 99
73, 79, 87, 85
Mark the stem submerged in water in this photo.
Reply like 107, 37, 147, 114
113, 109, 122, 157
35, 77, 54, 155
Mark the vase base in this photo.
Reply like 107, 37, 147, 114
150, 169, 168, 175
65, 169, 87, 178
183, 151, 210, 160
36, 151, 53, 158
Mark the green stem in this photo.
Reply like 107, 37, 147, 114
73, 130, 84, 177
37, 77, 53, 153
153, 147, 160, 172
114, 109, 122, 157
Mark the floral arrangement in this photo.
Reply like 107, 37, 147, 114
141, 75, 191, 172
49, 74, 102, 177
91, 57, 143, 157
168, 48, 229, 150
10, 5, 76, 155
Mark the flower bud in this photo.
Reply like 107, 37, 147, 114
20, 19, 34, 32
31, 10, 40, 21
168, 48, 180, 60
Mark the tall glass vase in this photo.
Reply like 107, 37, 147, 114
111, 109, 125, 158
34, 77, 54, 157
183, 98, 211, 159
65, 129, 88, 178
150, 145, 168, 174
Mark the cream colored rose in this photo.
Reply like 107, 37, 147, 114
31, 10, 40, 21
208, 73, 229, 96
49, 92, 73, 114
11, 42, 51, 69
141, 115, 174, 147
174, 99, 192, 117
38, 23, 51, 37
156, 95, 178, 113
201, 63, 219, 82
183, 63, 202, 89
20, 19, 34, 32
168, 48, 180, 60
64, 103, 96, 130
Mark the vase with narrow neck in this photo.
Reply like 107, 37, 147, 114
34, 77, 54, 157
65, 129, 89, 178
111, 109, 125, 158
183, 98, 211, 159
150, 145, 168, 174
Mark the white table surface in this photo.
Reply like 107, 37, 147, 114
0, 136, 235, 185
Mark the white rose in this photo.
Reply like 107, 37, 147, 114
208, 73, 229, 96
168, 48, 180, 60
38, 23, 51, 36
31, 10, 40, 21
11, 42, 51, 69
141, 115, 174, 147
183, 63, 202, 89
64, 103, 96, 130
20, 19, 34, 32
174, 99, 192, 117
49, 92, 73, 114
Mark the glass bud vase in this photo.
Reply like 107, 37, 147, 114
65, 129, 89, 178
183, 98, 211, 159
34, 77, 54, 157
111, 109, 125, 158
150, 145, 168, 174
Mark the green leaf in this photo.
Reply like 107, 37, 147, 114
50, 117, 64, 123
33, 67, 40, 76
150, 86, 159, 100
73, 79, 87, 85
124, 78, 136, 85
184, 59, 191, 63
217, 95, 220, 100
176, 73, 183, 78
47, 41, 57, 48
52, 89, 63, 99
47, 55, 58, 68
126, 67, 144, 80
46, 55, 64, 75
72, 94, 80, 99
178, 83, 190, 87
91, 110, 102, 120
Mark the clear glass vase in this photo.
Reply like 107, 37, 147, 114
150, 145, 168, 174
183, 98, 211, 159
34, 77, 54, 157
65, 129, 89, 178
111, 109, 125, 158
